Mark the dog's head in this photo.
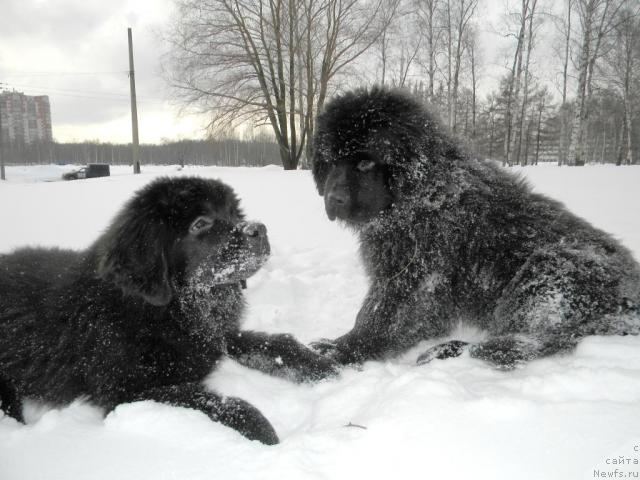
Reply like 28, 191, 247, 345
95, 176, 269, 306
313, 87, 464, 222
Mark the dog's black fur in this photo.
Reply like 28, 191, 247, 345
0, 176, 336, 444
312, 87, 640, 369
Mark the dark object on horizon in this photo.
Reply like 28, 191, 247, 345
62, 164, 111, 180
0, 176, 336, 444
311, 87, 640, 369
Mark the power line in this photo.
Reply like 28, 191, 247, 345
1, 70, 129, 78
0, 81, 166, 105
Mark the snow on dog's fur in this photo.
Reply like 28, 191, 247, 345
312, 87, 640, 368
0, 176, 335, 444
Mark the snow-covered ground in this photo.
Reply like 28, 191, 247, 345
1, 163, 639, 480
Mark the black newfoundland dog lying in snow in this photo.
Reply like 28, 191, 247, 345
0, 176, 335, 445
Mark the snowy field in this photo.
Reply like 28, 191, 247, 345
1, 163, 639, 480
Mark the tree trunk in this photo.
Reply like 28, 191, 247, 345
624, 105, 633, 165
557, 0, 572, 166
566, 12, 592, 166
598, 131, 604, 164
566, 0, 620, 166
622, 36, 634, 165
535, 98, 544, 165
426, 0, 437, 99
514, 0, 537, 165
470, 36, 477, 140
615, 116, 625, 165
503, 0, 528, 166
445, 0, 453, 129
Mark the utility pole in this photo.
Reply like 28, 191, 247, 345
128, 27, 140, 174
0, 86, 5, 180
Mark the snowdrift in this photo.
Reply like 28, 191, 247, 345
1, 163, 639, 480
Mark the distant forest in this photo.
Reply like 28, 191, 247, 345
0, 138, 283, 168
1, 94, 636, 169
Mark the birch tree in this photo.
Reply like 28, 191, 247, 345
606, 9, 639, 165
512, 0, 539, 166
502, 0, 530, 166
555, 0, 572, 165
565, 0, 630, 166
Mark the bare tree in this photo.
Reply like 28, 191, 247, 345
502, 0, 530, 166
533, 89, 548, 165
0, 94, 4, 180
393, 6, 423, 88
376, 0, 404, 85
415, 0, 443, 100
165, 0, 393, 170
464, 27, 480, 142
512, 0, 540, 165
482, 94, 499, 158
565, 0, 630, 165
555, 0, 572, 165
441, 0, 478, 133
605, 9, 639, 165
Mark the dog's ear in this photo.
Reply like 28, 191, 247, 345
96, 206, 172, 306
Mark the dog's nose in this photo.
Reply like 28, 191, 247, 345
325, 187, 351, 221
242, 222, 267, 238
327, 189, 348, 206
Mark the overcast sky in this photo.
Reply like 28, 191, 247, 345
0, 0, 211, 143
0, 0, 557, 144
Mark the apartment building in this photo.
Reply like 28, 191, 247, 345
0, 91, 53, 145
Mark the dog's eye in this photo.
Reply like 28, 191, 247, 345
357, 159, 376, 173
189, 216, 213, 234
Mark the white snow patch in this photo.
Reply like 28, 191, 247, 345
0, 163, 639, 480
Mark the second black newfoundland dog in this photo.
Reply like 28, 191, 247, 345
0, 176, 336, 445
311, 87, 640, 368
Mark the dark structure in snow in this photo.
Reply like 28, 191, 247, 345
0, 177, 335, 444
312, 87, 640, 368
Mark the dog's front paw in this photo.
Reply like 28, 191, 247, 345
468, 337, 537, 370
268, 334, 340, 381
300, 353, 340, 381
310, 338, 366, 366
309, 338, 340, 357
416, 340, 469, 365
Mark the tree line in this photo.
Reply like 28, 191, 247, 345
164, 0, 639, 168
0, 138, 281, 167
